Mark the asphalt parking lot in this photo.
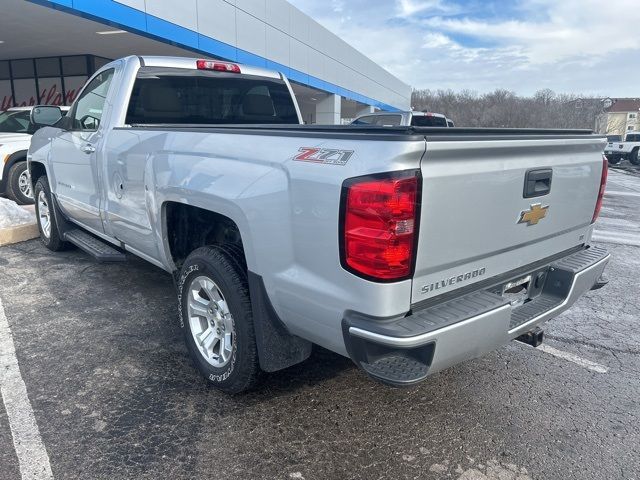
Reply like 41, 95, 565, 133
0, 169, 639, 480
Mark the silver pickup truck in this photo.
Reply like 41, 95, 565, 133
28, 56, 610, 393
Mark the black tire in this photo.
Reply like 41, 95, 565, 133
34, 176, 68, 251
177, 246, 259, 393
6, 161, 34, 205
629, 149, 640, 166
607, 155, 621, 165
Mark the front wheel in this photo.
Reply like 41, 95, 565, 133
34, 176, 68, 251
177, 246, 259, 394
6, 161, 34, 205
629, 149, 640, 166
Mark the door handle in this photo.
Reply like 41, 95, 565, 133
80, 143, 96, 154
523, 168, 552, 198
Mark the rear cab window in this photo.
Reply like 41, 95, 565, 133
125, 67, 299, 125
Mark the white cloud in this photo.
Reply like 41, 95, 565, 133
423, 0, 640, 65
287, 0, 640, 97
396, 0, 450, 17
330, 0, 344, 14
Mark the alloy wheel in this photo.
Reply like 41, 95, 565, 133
187, 275, 235, 368
37, 190, 51, 239
18, 170, 32, 199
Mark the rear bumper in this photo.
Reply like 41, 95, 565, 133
343, 246, 610, 386
604, 150, 628, 156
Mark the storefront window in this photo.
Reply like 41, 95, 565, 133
0, 62, 10, 80
13, 79, 38, 107
36, 57, 61, 77
37, 78, 64, 105
11, 59, 35, 79
0, 55, 108, 109
62, 56, 88, 76
0, 80, 13, 110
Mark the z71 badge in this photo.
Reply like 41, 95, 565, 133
294, 147, 354, 166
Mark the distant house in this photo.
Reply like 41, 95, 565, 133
596, 98, 640, 135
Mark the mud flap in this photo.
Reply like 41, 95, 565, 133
247, 272, 312, 372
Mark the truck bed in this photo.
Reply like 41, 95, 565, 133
123, 123, 597, 140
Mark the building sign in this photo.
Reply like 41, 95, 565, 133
1, 76, 87, 110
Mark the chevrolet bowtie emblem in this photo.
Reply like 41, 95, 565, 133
519, 204, 549, 226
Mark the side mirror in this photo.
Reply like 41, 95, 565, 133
30, 106, 63, 128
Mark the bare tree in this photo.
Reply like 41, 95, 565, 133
412, 89, 603, 129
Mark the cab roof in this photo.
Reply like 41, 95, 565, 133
136, 56, 282, 80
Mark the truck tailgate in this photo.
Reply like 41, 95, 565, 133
412, 135, 606, 305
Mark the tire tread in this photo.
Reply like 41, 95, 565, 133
34, 176, 69, 251
6, 161, 34, 205
180, 246, 259, 394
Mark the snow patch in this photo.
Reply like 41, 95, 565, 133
0, 198, 35, 228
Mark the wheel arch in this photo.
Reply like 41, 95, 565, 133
28, 160, 48, 189
163, 201, 312, 373
162, 201, 252, 273
1, 150, 28, 192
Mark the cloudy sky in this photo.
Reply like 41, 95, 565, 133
288, 0, 640, 96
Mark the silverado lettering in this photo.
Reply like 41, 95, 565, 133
420, 268, 487, 294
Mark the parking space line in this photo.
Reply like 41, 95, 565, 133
0, 296, 54, 480
592, 230, 640, 247
605, 190, 640, 198
537, 344, 609, 374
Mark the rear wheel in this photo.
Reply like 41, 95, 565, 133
629, 149, 640, 165
177, 246, 259, 393
6, 161, 34, 205
34, 176, 68, 251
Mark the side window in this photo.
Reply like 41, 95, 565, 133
353, 116, 375, 125
374, 115, 402, 126
13, 111, 31, 132
71, 69, 115, 131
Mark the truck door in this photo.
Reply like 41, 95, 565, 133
101, 128, 161, 262
49, 68, 116, 234
101, 71, 164, 262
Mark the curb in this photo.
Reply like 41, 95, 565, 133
0, 222, 39, 247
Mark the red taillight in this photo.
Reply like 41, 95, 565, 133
196, 59, 241, 73
341, 171, 420, 281
592, 155, 608, 223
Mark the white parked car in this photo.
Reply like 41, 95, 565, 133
0, 106, 69, 204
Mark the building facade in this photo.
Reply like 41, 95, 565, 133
597, 98, 640, 136
0, 0, 412, 124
